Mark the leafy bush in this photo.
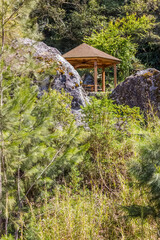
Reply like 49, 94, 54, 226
81, 96, 143, 191
0, 63, 87, 237
84, 14, 154, 80
122, 116, 160, 237
126, 117, 160, 217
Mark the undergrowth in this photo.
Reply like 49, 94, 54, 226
1, 96, 159, 239
24, 185, 156, 240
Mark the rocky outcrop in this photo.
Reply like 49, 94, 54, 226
11, 38, 89, 110
111, 68, 160, 116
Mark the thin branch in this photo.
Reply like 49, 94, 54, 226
1, 0, 5, 54
25, 145, 64, 196
3, 0, 28, 26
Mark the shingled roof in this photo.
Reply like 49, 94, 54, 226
63, 43, 121, 68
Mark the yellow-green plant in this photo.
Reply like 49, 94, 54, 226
84, 14, 154, 80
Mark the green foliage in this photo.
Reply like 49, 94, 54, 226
122, 0, 160, 69
84, 14, 154, 80
22, 186, 148, 240
124, 0, 159, 15
1, 1, 160, 238
100, 0, 125, 17
81, 96, 143, 190
0, 68, 157, 239
28, 0, 160, 71
123, 116, 160, 236
0, 235, 14, 240
0, 56, 88, 236
0, 0, 41, 48
30, 0, 106, 53
24, 183, 156, 240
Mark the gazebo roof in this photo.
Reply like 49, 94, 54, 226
63, 43, 121, 68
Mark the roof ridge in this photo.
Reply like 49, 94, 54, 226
63, 43, 121, 63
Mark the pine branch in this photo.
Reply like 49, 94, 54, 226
3, 0, 30, 26
25, 145, 64, 196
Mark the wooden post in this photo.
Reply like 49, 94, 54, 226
114, 64, 117, 88
102, 67, 105, 92
94, 60, 98, 92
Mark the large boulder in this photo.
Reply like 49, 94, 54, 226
11, 38, 89, 110
110, 68, 160, 116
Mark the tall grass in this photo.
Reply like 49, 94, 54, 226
21, 100, 158, 240
23, 181, 156, 240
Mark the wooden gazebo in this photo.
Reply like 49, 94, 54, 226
63, 43, 121, 92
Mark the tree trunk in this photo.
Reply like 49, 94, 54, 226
0, 1, 5, 235
15, 166, 21, 240
5, 193, 8, 235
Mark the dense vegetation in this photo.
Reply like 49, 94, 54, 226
31, 0, 160, 77
0, 0, 160, 239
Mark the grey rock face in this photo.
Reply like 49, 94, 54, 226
12, 38, 89, 110
110, 68, 160, 116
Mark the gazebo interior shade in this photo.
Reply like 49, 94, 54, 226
63, 43, 121, 69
